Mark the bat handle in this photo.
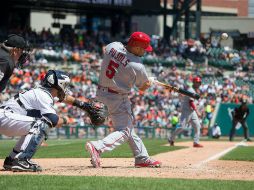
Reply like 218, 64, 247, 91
193, 94, 200, 100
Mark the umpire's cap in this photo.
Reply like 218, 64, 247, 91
127, 31, 153, 52
4, 34, 26, 49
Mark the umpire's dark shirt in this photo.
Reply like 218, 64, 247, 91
0, 45, 15, 92
233, 106, 249, 120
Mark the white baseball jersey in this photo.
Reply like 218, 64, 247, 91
2, 87, 56, 117
0, 87, 58, 137
99, 42, 149, 94
212, 125, 221, 137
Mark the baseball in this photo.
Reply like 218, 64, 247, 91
221, 33, 229, 40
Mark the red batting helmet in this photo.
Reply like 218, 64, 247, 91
127, 31, 153, 52
193, 76, 202, 83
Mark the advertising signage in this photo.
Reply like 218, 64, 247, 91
64, 0, 132, 7
62, 0, 161, 10
9, 0, 162, 13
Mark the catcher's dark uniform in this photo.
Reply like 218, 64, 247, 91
229, 101, 251, 141
0, 45, 15, 92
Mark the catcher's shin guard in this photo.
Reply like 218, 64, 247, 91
15, 118, 52, 160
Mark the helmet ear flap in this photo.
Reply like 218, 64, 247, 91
50, 70, 57, 86
42, 70, 57, 88
47, 73, 55, 86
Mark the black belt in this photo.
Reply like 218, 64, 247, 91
14, 94, 26, 109
98, 85, 120, 94
0, 106, 14, 112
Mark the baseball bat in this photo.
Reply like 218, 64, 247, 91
154, 80, 200, 100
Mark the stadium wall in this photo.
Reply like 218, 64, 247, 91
30, 11, 78, 33
201, 16, 254, 34
133, 16, 254, 38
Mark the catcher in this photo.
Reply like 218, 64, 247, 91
0, 69, 106, 172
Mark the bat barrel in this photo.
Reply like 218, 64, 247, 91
178, 88, 200, 100
154, 80, 200, 100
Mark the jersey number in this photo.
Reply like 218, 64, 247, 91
106, 60, 119, 79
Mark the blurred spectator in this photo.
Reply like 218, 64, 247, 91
170, 111, 179, 128
211, 123, 221, 139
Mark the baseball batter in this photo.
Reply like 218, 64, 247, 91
86, 31, 161, 168
168, 76, 203, 148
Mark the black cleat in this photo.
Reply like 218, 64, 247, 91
168, 139, 174, 146
26, 159, 42, 171
11, 159, 42, 172
3, 156, 14, 171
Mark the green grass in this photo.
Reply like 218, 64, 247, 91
0, 175, 253, 190
221, 146, 254, 161
0, 139, 185, 158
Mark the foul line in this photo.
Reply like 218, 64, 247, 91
195, 140, 247, 168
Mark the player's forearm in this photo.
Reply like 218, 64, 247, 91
56, 116, 68, 128
139, 81, 152, 92
64, 95, 89, 105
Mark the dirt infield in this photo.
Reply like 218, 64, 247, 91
1, 141, 254, 180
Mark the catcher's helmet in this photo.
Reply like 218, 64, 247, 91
41, 70, 70, 102
193, 76, 202, 83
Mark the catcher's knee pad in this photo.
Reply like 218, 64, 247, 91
15, 118, 52, 160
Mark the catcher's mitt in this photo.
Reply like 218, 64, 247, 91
74, 99, 107, 126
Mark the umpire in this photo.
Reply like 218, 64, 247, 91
229, 99, 252, 141
0, 34, 31, 93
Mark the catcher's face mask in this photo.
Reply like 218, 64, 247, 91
43, 70, 71, 102
56, 87, 70, 102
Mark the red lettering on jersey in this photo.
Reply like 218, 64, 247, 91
109, 48, 116, 57
123, 59, 129, 67
115, 53, 125, 63
106, 60, 119, 79
109, 47, 129, 67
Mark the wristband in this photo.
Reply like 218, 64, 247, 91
73, 99, 83, 107
73, 98, 90, 110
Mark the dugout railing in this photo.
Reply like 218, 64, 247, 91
0, 125, 202, 140
52, 125, 174, 140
